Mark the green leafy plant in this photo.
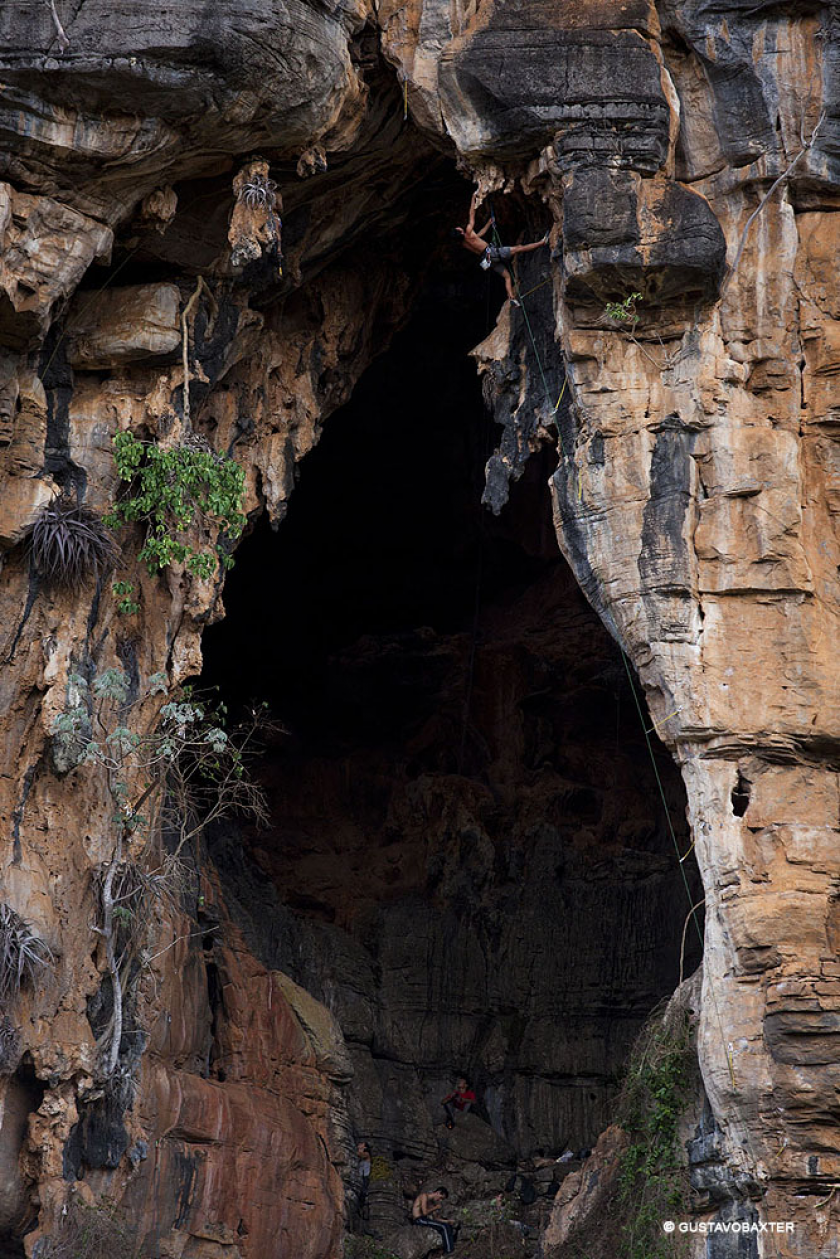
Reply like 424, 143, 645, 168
112, 581, 140, 615
31, 496, 120, 592
605, 292, 642, 326
0, 902, 53, 1003
458, 1193, 519, 1258
615, 999, 695, 1259
105, 431, 246, 578
51, 668, 270, 1077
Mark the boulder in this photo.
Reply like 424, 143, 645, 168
542, 1125, 629, 1253
386, 1224, 443, 1259
439, 1113, 516, 1169
64, 283, 181, 369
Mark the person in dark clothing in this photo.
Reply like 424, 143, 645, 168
356, 1141, 371, 1220
504, 1172, 538, 1205
441, 1076, 476, 1129
412, 1187, 457, 1253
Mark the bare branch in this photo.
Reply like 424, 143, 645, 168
46, 0, 70, 53
722, 110, 826, 297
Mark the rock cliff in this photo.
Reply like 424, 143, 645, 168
0, 2, 838, 1258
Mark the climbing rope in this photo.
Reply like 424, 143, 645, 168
619, 643, 740, 1092
458, 269, 501, 773
486, 201, 565, 453
481, 191, 752, 1141
518, 274, 553, 301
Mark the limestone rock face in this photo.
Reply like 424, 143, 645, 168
0, 2, 838, 1258
542, 1123, 629, 1254
120, 934, 350, 1259
418, 6, 838, 1256
0, 1, 367, 220
0, 184, 112, 348
64, 284, 182, 369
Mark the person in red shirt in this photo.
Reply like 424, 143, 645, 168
441, 1076, 476, 1129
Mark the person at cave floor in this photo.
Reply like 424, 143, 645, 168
453, 190, 549, 306
411, 1186, 457, 1253
441, 1075, 476, 1128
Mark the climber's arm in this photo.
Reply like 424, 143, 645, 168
467, 189, 481, 231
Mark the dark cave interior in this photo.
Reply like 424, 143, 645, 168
199, 247, 704, 1160
202, 252, 553, 738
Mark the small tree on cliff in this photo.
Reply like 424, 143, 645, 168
52, 669, 268, 1077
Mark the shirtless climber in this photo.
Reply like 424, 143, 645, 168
412, 1186, 458, 1253
453, 191, 549, 305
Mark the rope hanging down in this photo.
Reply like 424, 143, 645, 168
484, 193, 760, 1169
618, 646, 740, 1095
487, 202, 565, 431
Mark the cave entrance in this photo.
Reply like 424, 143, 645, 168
199, 242, 703, 1164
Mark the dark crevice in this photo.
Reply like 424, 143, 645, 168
731, 770, 752, 818
200, 231, 703, 1160
205, 955, 226, 1082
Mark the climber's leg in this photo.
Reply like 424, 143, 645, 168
508, 233, 549, 256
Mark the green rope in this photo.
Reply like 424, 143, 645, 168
618, 642, 747, 1100
486, 198, 755, 1158
620, 647, 703, 946
489, 216, 564, 452
518, 274, 553, 300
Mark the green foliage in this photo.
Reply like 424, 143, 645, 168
53, 672, 265, 838
605, 292, 642, 325
369, 1155, 394, 1182
615, 1001, 695, 1259
93, 668, 131, 705
50, 665, 270, 1077
112, 581, 140, 615
105, 431, 246, 578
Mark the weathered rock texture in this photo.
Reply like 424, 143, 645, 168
0, 1, 837, 1257
194, 292, 699, 1251
456, 6, 840, 1256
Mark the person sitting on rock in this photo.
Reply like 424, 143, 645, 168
441, 1075, 476, 1129
453, 191, 549, 307
411, 1186, 457, 1253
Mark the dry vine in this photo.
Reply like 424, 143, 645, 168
721, 109, 827, 297
52, 669, 270, 1076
